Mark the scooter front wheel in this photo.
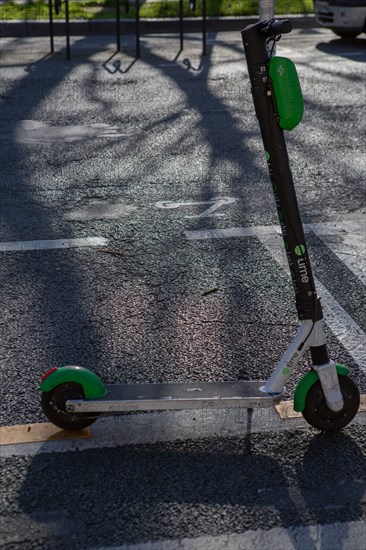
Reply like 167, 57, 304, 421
42, 382, 99, 431
302, 376, 360, 431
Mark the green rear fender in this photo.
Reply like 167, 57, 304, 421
40, 366, 108, 399
294, 364, 350, 412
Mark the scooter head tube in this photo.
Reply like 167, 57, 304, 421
268, 57, 304, 131
40, 365, 108, 399
241, 19, 292, 66
241, 19, 323, 325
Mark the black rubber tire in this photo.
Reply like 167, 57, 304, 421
42, 382, 99, 431
302, 376, 360, 431
332, 29, 360, 40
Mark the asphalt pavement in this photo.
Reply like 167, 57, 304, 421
0, 28, 365, 549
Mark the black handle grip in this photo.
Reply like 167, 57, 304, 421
261, 19, 293, 37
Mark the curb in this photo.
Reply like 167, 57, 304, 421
0, 15, 317, 37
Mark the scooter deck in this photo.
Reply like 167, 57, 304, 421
66, 380, 282, 414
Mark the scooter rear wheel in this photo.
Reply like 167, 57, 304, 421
42, 382, 99, 431
302, 376, 360, 431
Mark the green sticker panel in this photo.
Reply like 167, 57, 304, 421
268, 56, 304, 131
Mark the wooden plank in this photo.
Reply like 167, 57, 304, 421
0, 423, 90, 446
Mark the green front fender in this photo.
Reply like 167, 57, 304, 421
294, 364, 350, 412
40, 366, 108, 399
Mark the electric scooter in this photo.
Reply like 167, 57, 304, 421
40, 19, 360, 432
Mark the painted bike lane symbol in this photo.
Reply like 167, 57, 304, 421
154, 197, 236, 218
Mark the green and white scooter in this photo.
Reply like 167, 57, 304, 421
40, 19, 360, 432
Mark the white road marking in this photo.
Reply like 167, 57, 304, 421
257, 232, 366, 373
185, 225, 277, 240
155, 197, 236, 218
309, 220, 366, 284
2, 511, 74, 544
96, 520, 366, 550
0, 408, 307, 457
2, 120, 133, 144
186, 223, 366, 373
64, 200, 138, 221
1, 406, 365, 458
0, 237, 107, 252
185, 221, 366, 273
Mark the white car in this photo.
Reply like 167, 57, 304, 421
314, 0, 366, 38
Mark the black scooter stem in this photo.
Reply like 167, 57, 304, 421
241, 20, 329, 364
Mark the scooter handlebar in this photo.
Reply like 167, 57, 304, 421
242, 18, 293, 66
261, 19, 293, 37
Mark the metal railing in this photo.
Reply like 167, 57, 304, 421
47, 0, 208, 59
